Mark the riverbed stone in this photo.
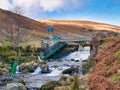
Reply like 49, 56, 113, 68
16, 78, 26, 85
62, 67, 78, 75
75, 60, 79, 62
41, 64, 51, 73
59, 76, 73, 86
6, 83, 27, 90
40, 81, 61, 90
0, 67, 9, 75
71, 59, 75, 61
20, 61, 38, 73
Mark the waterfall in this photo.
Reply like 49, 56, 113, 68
78, 45, 83, 51
16, 65, 21, 73
78, 62, 83, 75
32, 67, 41, 75
37, 55, 43, 62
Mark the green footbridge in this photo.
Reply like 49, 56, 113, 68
40, 34, 91, 60
41, 42, 66, 60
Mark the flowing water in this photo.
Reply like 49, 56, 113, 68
23, 46, 90, 88
32, 67, 41, 75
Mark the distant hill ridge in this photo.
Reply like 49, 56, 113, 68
39, 20, 120, 33
0, 8, 119, 46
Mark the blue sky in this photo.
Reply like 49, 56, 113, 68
0, 0, 120, 26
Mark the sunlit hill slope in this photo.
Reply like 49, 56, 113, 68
0, 8, 120, 47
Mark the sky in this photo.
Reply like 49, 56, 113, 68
0, 0, 120, 26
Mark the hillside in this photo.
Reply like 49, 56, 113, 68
0, 9, 49, 47
89, 37, 120, 90
39, 20, 120, 34
0, 8, 119, 47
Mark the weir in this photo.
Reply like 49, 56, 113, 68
41, 41, 66, 60
40, 28, 91, 60
40, 35, 91, 60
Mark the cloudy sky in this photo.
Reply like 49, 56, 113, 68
0, 0, 120, 26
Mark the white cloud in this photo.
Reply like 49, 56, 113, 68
11, 0, 83, 12
12, 0, 40, 10
12, 0, 40, 17
39, 0, 85, 12
0, 0, 12, 10
0, 0, 92, 19
39, 0, 64, 12
10, 0, 86, 18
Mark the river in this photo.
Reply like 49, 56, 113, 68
23, 46, 90, 89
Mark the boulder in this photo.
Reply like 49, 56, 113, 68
0, 67, 9, 75
40, 81, 61, 90
71, 59, 75, 61
62, 67, 78, 75
82, 60, 88, 63
41, 65, 51, 74
0, 77, 12, 86
6, 83, 27, 90
59, 76, 73, 85
75, 60, 79, 62
16, 78, 26, 85
20, 61, 43, 73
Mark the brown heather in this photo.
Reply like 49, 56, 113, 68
89, 37, 120, 90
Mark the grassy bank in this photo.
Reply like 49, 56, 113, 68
89, 36, 120, 90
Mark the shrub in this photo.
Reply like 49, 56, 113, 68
82, 58, 94, 74
40, 81, 61, 90
71, 74, 79, 90
115, 50, 120, 58
89, 75, 113, 90
111, 73, 120, 81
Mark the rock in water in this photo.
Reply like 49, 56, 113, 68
62, 67, 78, 75
6, 83, 27, 90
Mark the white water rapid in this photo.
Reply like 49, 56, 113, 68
24, 46, 90, 88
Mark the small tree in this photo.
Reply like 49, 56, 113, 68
10, 5, 25, 49
0, 5, 25, 47
0, 5, 26, 60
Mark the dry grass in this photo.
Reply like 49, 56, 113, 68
89, 37, 120, 90
0, 8, 119, 47
39, 20, 120, 33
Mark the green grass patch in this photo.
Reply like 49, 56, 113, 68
115, 50, 120, 58
111, 73, 120, 81
82, 56, 94, 74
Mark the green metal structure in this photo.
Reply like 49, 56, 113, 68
40, 33, 91, 60
41, 42, 66, 60
11, 62, 17, 78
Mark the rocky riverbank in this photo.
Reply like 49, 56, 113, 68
40, 74, 89, 90
0, 46, 91, 90
0, 74, 89, 90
